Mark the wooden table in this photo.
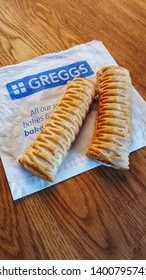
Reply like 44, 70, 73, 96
0, 0, 146, 260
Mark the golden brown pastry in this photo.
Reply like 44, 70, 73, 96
86, 66, 132, 169
19, 78, 96, 181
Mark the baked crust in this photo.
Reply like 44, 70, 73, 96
19, 78, 95, 181
86, 66, 132, 169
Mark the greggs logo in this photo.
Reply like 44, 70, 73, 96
6, 61, 94, 100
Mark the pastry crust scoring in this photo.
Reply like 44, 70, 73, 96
86, 66, 132, 169
19, 78, 95, 181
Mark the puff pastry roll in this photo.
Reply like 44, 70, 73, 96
86, 66, 132, 169
19, 78, 95, 181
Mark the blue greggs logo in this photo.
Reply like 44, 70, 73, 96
6, 61, 94, 100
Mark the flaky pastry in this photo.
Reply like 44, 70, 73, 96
86, 66, 132, 169
19, 78, 96, 181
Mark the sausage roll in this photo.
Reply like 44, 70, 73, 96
19, 78, 96, 181
86, 66, 132, 169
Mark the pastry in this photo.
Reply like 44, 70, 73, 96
19, 78, 96, 181
86, 66, 132, 169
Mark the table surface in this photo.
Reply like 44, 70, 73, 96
0, 0, 146, 260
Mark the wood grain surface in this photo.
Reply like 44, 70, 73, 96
0, 0, 146, 260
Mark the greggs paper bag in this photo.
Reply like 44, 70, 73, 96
0, 40, 146, 200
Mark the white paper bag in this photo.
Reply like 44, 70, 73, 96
0, 40, 146, 200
